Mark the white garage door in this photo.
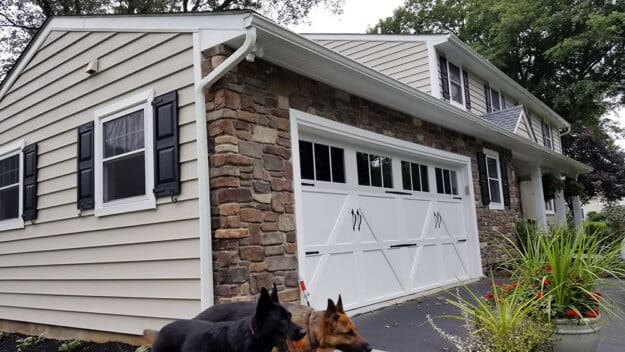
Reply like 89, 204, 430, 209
295, 129, 480, 311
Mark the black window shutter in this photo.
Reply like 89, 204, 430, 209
22, 144, 38, 221
500, 158, 511, 207
484, 84, 492, 113
501, 95, 506, 109
439, 56, 450, 100
77, 121, 95, 210
477, 151, 491, 206
152, 91, 180, 197
462, 70, 471, 109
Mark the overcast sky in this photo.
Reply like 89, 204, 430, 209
289, 0, 405, 33
288, 0, 625, 149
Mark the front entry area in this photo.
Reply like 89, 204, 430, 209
291, 110, 482, 311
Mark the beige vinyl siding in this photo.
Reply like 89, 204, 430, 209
315, 39, 432, 93
0, 31, 199, 335
553, 129, 562, 154
467, 71, 487, 115
516, 118, 533, 140
530, 112, 544, 147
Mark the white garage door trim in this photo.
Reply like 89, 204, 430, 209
289, 109, 482, 312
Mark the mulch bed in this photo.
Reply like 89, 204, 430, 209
0, 333, 139, 352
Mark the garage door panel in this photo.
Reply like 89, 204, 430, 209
307, 252, 358, 310
298, 126, 478, 311
302, 191, 353, 246
410, 245, 441, 290
401, 198, 433, 241
362, 249, 404, 301
437, 201, 466, 237
441, 243, 469, 281
358, 195, 401, 243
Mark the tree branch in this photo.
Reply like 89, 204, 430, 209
0, 13, 39, 31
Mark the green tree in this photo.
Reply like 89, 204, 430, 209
371, 0, 625, 201
0, 0, 344, 79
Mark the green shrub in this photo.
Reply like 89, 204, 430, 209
58, 339, 82, 352
16, 335, 44, 352
0, 331, 7, 341
586, 211, 606, 222
604, 206, 625, 234
135, 345, 151, 352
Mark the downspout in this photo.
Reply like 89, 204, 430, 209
193, 20, 257, 309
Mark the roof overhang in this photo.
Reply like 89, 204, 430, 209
0, 12, 591, 176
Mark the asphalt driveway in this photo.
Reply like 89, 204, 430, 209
352, 279, 625, 352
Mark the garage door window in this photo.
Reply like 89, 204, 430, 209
357, 152, 393, 188
299, 140, 345, 183
435, 167, 458, 195
401, 161, 429, 192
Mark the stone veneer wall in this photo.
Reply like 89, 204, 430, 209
204, 45, 520, 303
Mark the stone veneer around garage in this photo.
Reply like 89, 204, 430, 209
204, 45, 521, 303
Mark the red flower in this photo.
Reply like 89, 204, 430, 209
566, 309, 581, 318
542, 278, 551, 285
590, 292, 602, 300
546, 263, 552, 272
531, 284, 538, 289
485, 292, 494, 300
536, 292, 544, 299
503, 284, 513, 291
512, 281, 519, 288
585, 308, 599, 318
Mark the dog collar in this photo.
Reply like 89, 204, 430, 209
308, 311, 320, 349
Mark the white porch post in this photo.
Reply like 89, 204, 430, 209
554, 172, 567, 226
531, 165, 547, 230
572, 196, 583, 230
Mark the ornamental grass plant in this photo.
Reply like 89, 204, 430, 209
427, 280, 554, 352
505, 221, 625, 320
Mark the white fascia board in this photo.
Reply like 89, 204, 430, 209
302, 33, 450, 43
441, 35, 569, 129
249, 15, 590, 175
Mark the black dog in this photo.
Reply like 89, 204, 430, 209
151, 287, 306, 352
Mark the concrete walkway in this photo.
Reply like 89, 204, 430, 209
352, 279, 625, 352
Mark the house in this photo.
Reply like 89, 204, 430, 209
0, 12, 591, 343
583, 197, 625, 217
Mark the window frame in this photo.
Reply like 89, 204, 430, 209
483, 148, 505, 210
93, 90, 156, 217
0, 140, 25, 231
545, 199, 555, 215
488, 87, 503, 112
445, 60, 466, 109
542, 122, 553, 149
298, 140, 346, 185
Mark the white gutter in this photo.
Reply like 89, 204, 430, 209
193, 17, 257, 309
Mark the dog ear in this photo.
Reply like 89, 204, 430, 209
326, 298, 336, 314
257, 287, 273, 315
271, 283, 280, 303
336, 294, 344, 313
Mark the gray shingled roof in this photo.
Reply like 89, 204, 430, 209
480, 105, 525, 132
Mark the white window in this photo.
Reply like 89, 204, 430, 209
488, 87, 503, 111
542, 122, 553, 149
484, 149, 504, 210
545, 199, 555, 214
94, 90, 155, 216
447, 62, 464, 106
0, 141, 24, 231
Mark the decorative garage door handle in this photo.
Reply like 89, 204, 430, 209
433, 212, 443, 228
351, 209, 356, 231
357, 209, 363, 231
